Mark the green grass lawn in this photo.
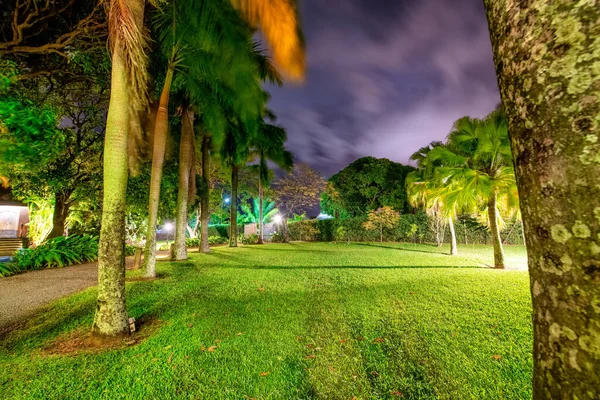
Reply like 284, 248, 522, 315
0, 243, 532, 399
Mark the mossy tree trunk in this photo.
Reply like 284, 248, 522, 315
173, 106, 194, 261
448, 216, 457, 256
142, 66, 174, 278
488, 193, 505, 268
47, 190, 72, 240
484, 1, 600, 397
199, 134, 211, 253
92, 45, 130, 336
229, 165, 239, 247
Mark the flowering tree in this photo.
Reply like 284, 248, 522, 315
362, 206, 400, 243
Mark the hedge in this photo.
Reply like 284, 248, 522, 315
286, 213, 524, 245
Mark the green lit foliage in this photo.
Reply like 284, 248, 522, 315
12, 235, 98, 272
323, 157, 415, 217
239, 198, 279, 224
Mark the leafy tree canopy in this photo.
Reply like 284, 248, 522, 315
322, 157, 415, 217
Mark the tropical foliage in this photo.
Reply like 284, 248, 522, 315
12, 235, 98, 271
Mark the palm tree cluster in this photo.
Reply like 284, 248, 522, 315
406, 109, 518, 268
94, 0, 304, 336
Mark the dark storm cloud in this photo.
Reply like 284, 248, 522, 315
267, 0, 501, 177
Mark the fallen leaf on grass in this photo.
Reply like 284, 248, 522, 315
151, 358, 158, 362
371, 371, 379, 377
167, 353, 173, 364
315, 347, 322, 351
307, 344, 314, 349
296, 336, 303, 341
409, 291, 415, 295
260, 371, 270, 377
164, 345, 173, 350
356, 337, 365, 341
257, 287, 265, 292
188, 323, 193, 328
236, 332, 244, 336
200, 346, 206, 351
214, 339, 221, 343
492, 355, 502, 360
327, 366, 335, 371
207, 346, 218, 352
339, 339, 347, 343
372, 337, 385, 344
305, 355, 315, 359
244, 396, 256, 400
391, 391, 404, 397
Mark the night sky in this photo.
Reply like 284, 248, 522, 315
268, 0, 501, 177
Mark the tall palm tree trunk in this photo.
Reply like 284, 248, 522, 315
229, 165, 238, 247
92, 46, 130, 336
448, 216, 457, 256
258, 177, 264, 244
487, 193, 505, 269
199, 134, 211, 253
173, 106, 194, 261
142, 66, 174, 277
484, 2, 600, 396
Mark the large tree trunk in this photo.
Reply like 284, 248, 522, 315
173, 106, 194, 261
229, 165, 238, 247
47, 191, 71, 240
92, 45, 130, 336
258, 177, 264, 244
488, 193, 505, 269
448, 216, 457, 256
199, 134, 211, 253
484, 2, 600, 397
142, 66, 174, 278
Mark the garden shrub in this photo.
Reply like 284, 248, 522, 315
208, 236, 228, 245
125, 244, 138, 256
240, 233, 259, 245
12, 234, 98, 271
186, 237, 200, 247
0, 261, 26, 277
270, 231, 285, 243
284, 213, 524, 245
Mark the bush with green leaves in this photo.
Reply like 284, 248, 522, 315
240, 233, 259, 245
0, 261, 26, 277
12, 235, 98, 272
208, 236, 228, 245
285, 213, 524, 245
270, 231, 285, 243
186, 238, 200, 247
125, 244, 138, 256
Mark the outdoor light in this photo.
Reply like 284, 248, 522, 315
273, 215, 282, 224
224, 197, 230, 203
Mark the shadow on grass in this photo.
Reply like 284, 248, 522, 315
354, 242, 447, 255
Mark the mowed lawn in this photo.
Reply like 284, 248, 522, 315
0, 243, 532, 399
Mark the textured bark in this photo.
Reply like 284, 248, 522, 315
132, 247, 142, 270
92, 45, 129, 336
142, 66, 174, 278
199, 134, 211, 253
229, 165, 239, 247
47, 191, 71, 240
448, 217, 457, 256
258, 178, 264, 244
488, 193, 505, 269
484, 1, 600, 398
173, 107, 194, 261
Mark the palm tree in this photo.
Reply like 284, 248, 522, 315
407, 141, 459, 255
172, 102, 196, 261
249, 122, 293, 243
142, 0, 287, 275
93, 0, 148, 337
427, 110, 517, 268
239, 198, 279, 224
95, 0, 305, 334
